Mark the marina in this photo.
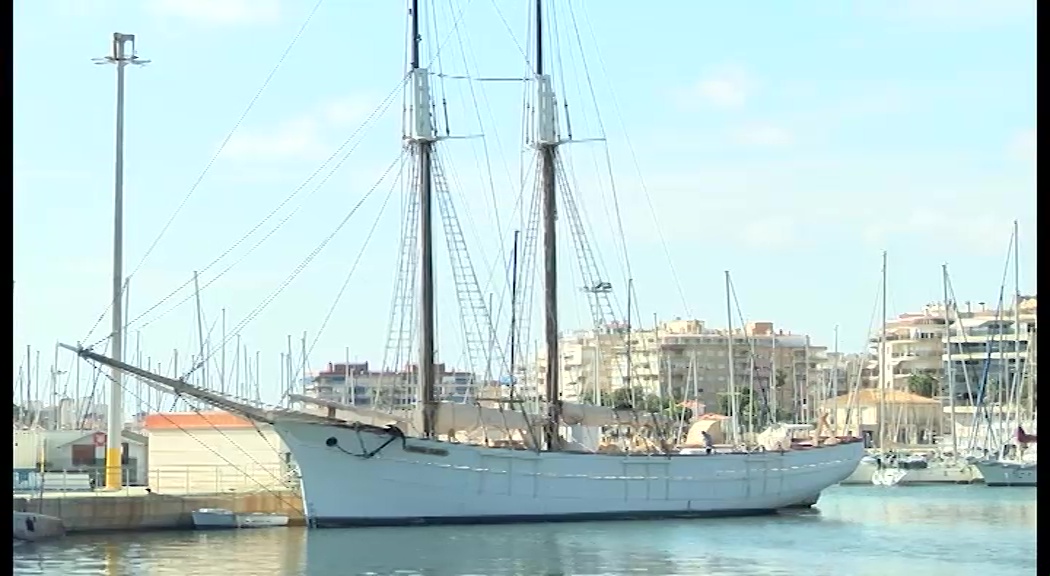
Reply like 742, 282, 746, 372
12, 0, 1035, 574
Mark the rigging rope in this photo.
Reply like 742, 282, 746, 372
180, 152, 408, 382
80, 0, 329, 346
85, 362, 304, 512
571, 1, 691, 317
82, 77, 408, 351
303, 152, 406, 373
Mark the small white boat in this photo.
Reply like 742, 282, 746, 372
191, 508, 289, 530
13, 512, 66, 542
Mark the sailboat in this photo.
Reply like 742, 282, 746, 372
869, 265, 980, 486
65, 1, 864, 527
974, 239, 1037, 487
971, 222, 1037, 487
974, 426, 1037, 486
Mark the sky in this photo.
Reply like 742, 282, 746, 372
13, 0, 1036, 406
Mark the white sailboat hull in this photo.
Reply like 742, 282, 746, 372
276, 420, 865, 527
871, 468, 907, 486
975, 461, 1037, 487
896, 462, 980, 484
843, 457, 980, 486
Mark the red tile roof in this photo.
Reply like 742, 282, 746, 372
142, 411, 255, 430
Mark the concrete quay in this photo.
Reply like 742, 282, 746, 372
12, 488, 305, 533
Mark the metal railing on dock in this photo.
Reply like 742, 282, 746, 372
12, 464, 298, 497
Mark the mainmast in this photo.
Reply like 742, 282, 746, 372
94, 33, 148, 490
409, 0, 438, 438
535, 0, 562, 451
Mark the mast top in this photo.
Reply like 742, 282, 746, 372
410, 0, 422, 70
535, 0, 543, 76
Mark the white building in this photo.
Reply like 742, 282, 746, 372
12, 428, 148, 486
305, 362, 478, 407
142, 412, 293, 495
868, 296, 1037, 404
534, 319, 825, 420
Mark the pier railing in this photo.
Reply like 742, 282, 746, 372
12, 463, 299, 497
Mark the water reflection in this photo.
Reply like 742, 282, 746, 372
13, 486, 1037, 576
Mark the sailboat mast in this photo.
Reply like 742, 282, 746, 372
943, 264, 957, 456
626, 278, 634, 393
509, 230, 520, 398
1012, 220, 1022, 420
535, 0, 561, 451
724, 271, 738, 445
831, 326, 839, 400
193, 271, 205, 386
878, 251, 888, 450
409, 0, 438, 438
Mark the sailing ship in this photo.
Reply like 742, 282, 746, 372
66, 1, 864, 527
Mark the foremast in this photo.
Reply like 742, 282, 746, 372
408, 0, 438, 438
534, 0, 562, 452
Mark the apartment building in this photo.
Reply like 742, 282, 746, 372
946, 296, 1037, 402
304, 361, 477, 406
868, 308, 949, 390
534, 319, 826, 418
868, 296, 1037, 403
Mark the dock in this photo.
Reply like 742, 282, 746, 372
12, 488, 305, 533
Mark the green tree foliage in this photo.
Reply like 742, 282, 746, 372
907, 371, 939, 398
579, 386, 684, 417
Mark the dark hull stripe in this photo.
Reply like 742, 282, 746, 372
308, 508, 781, 528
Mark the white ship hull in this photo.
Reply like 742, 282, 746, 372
276, 421, 864, 527
782, 492, 822, 509
975, 461, 1037, 487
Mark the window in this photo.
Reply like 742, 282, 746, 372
71, 444, 96, 467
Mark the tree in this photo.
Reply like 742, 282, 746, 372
908, 372, 939, 398
774, 369, 789, 390
579, 386, 678, 415
718, 387, 757, 420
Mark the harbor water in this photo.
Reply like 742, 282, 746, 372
14, 485, 1036, 576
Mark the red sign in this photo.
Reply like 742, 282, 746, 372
92, 432, 107, 447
